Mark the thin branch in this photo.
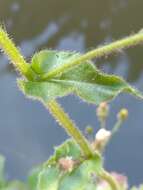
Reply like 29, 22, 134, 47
42, 31, 143, 80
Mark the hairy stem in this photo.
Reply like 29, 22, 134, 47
100, 170, 120, 190
0, 26, 36, 80
47, 100, 94, 158
0, 25, 94, 158
42, 31, 143, 80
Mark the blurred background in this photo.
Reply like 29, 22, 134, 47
0, 0, 143, 186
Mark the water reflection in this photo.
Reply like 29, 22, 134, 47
0, 0, 143, 80
0, 0, 143, 185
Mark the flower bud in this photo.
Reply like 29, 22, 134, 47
95, 128, 111, 143
85, 126, 93, 135
117, 108, 128, 121
96, 102, 109, 126
92, 128, 111, 151
58, 156, 75, 172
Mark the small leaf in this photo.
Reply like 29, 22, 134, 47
37, 139, 102, 190
38, 166, 61, 190
37, 139, 81, 190
28, 166, 42, 190
45, 139, 82, 166
18, 79, 72, 103
18, 50, 143, 105
54, 139, 82, 161
32, 140, 82, 190
58, 158, 100, 190
31, 50, 79, 75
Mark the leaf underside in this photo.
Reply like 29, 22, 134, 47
18, 50, 143, 105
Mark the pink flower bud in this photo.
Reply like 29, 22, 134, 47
97, 102, 109, 120
58, 156, 75, 172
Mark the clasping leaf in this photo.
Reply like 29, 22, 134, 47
18, 50, 143, 104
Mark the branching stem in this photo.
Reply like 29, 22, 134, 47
0, 26, 36, 80
0, 25, 140, 189
41, 31, 143, 80
100, 170, 120, 190
0, 25, 94, 158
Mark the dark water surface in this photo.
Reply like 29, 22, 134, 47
0, 0, 143, 186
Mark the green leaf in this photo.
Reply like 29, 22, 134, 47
30, 140, 83, 190
44, 139, 82, 167
54, 139, 82, 161
18, 50, 143, 104
58, 158, 99, 190
28, 166, 42, 190
37, 139, 102, 190
38, 157, 101, 190
31, 50, 79, 75
30, 139, 108, 190
45, 139, 101, 168
38, 166, 61, 190
29, 140, 82, 190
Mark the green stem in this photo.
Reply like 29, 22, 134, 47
0, 26, 36, 80
100, 119, 106, 129
47, 100, 94, 158
0, 25, 94, 158
100, 170, 120, 190
100, 119, 123, 153
112, 119, 123, 136
41, 31, 143, 80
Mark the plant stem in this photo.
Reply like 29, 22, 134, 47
100, 119, 106, 129
100, 170, 120, 190
0, 26, 36, 81
47, 100, 94, 158
112, 119, 123, 136
42, 31, 143, 80
0, 25, 94, 158
46, 100, 119, 189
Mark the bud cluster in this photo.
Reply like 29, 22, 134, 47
96, 102, 109, 128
